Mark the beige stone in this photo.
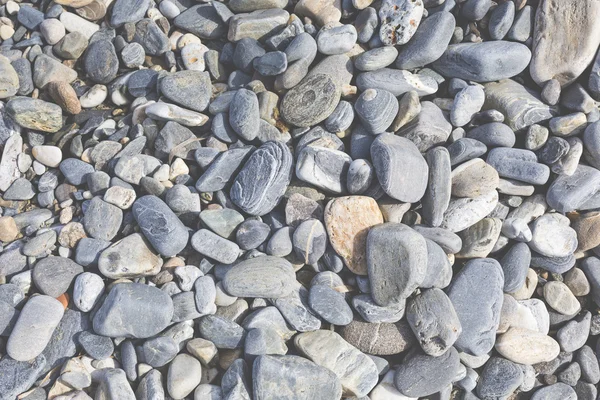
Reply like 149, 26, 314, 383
0, 215, 18, 242
324, 196, 384, 275
457, 218, 502, 258
58, 221, 87, 248
451, 158, 499, 198
571, 211, 600, 252
495, 327, 560, 365
294, 0, 342, 26
543, 281, 581, 315
509, 268, 538, 300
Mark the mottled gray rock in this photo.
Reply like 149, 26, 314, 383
194, 275, 217, 315
160, 70, 211, 112
84, 40, 118, 84
96, 368, 136, 400
501, 242, 531, 293
308, 284, 352, 325
397, 101, 452, 152
7, 295, 64, 361
273, 283, 321, 332
6, 96, 63, 133
346, 159, 373, 195
447, 258, 504, 355
378, 0, 424, 45
296, 145, 352, 194
487, 147, 549, 185
78, 330, 114, 360
83, 197, 122, 241
231, 141, 292, 215
222, 256, 295, 298
281, 74, 341, 127
0, 354, 47, 400
196, 146, 254, 192
432, 41, 531, 82
367, 223, 427, 306
132, 195, 189, 257
477, 357, 524, 399
33, 256, 83, 298
93, 283, 174, 338
295, 330, 379, 397
557, 311, 591, 353
451, 85, 485, 127
576, 345, 600, 384
253, 355, 342, 400
174, 5, 227, 39
489, 1, 515, 40
191, 229, 239, 264
137, 370, 165, 400
229, 88, 260, 141
371, 134, 428, 202
98, 233, 162, 279
394, 347, 460, 397
317, 24, 357, 55
396, 11, 455, 69
228, 8, 289, 42
3, 178, 34, 200
198, 315, 246, 349
422, 147, 451, 227
531, 382, 577, 400
407, 288, 461, 356
546, 165, 600, 213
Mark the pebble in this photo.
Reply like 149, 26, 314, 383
6, 97, 63, 132
92, 283, 173, 338
531, 383, 577, 400
198, 315, 246, 349
281, 73, 341, 128
394, 347, 460, 397
378, 0, 424, 45
317, 24, 357, 55
354, 89, 398, 134
355, 46, 398, 72
495, 327, 560, 365
222, 256, 295, 298
357, 68, 438, 97
529, 213, 577, 258
191, 229, 240, 264
98, 233, 162, 279
308, 284, 353, 325
167, 354, 202, 399
476, 357, 523, 399
451, 85, 485, 127
78, 330, 113, 360
544, 281, 581, 316
451, 158, 499, 198
73, 272, 104, 312
32, 256, 83, 297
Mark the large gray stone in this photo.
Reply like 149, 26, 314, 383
32, 256, 83, 298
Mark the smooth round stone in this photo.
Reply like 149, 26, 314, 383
486, 147, 549, 185
451, 85, 485, 127
526, 124, 549, 151
82, 197, 122, 241
495, 327, 560, 365
529, 213, 577, 258
236, 220, 270, 250
73, 272, 104, 312
367, 223, 427, 306
39, 18, 65, 45
92, 283, 174, 338
394, 347, 460, 397
267, 227, 294, 257
78, 330, 114, 360
84, 40, 118, 84
378, 0, 424, 45
59, 158, 94, 186
194, 275, 217, 315
127, 70, 158, 98
341, 319, 414, 357
194, 384, 222, 400
544, 281, 580, 315
324, 196, 384, 275
500, 242, 531, 293
3, 178, 35, 200
557, 311, 591, 352
7, 295, 64, 361
447, 258, 504, 356
308, 284, 352, 325
121, 42, 145, 69
231, 141, 292, 216
371, 134, 428, 203
576, 345, 600, 384
253, 355, 342, 400
281, 73, 341, 128
531, 383, 577, 400
293, 219, 327, 265
6, 97, 63, 132
317, 24, 357, 55
180, 42, 208, 71
167, 354, 202, 399
489, 1, 515, 40
451, 158, 499, 198
132, 195, 189, 257
159, 0, 180, 18
191, 229, 240, 264
200, 209, 244, 239
407, 288, 461, 357
476, 357, 523, 399
441, 188, 498, 233
222, 256, 295, 298
396, 11, 456, 70
355, 46, 398, 71
432, 41, 531, 82
325, 100, 354, 133
32, 256, 83, 297
254, 51, 287, 76
467, 122, 516, 147
347, 159, 373, 195
98, 233, 162, 279
294, 330, 379, 397
354, 89, 398, 134
198, 315, 245, 349
356, 68, 438, 97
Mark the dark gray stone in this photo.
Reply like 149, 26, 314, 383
467, 122, 516, 148
83, 197, 123, 241
394, 347, 460, 397
354, 88, 398, 134
489, 1, 515, 40
295, 145, 351, 194
133, 19, 169, 56
448, 138, 487, 166
60, 158, 95, 186
110, 0, 150, 27
155, 121, 200, 160
229, 88, 260, 141
236, 219, 270, 250
84, 40, 119, 84
273, 284, 321, 332
174, 5, 227, 39
78, 330, 114, 360
17, 5, 44, 30
127, 69, 158, 97
254, 51, 287, 76
557, 311, 591, 353
92, 283, 174, 338
33, 256, 83, 298
500, 242, 531, 293
198, 315, 246, 349
230, 141, 293, 216
0, 354, 46, 400
477, 357, 524, 399
422, 146, 451, 227
447, 258, 504, 356
281, 73, 341, 128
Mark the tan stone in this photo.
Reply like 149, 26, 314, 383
509, 268, 538, 300
0, 215, 18, 242
451, 158, 499, 198
457, 218, 502, 258
294, 0, 342, 26
543, 281, 581, 315
324, 196, 384, 275
571, 211, 600, 252
495, 327, 560, 365
47, 81, 81, 115
58, 221, 87, 248
54, 0, 94, 7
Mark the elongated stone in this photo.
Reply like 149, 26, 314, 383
484, 79, 558, 131
191, 229, 239, 264
447, 258, 504, 356
341, 319, 415, 356
441, 190, 499, 232
295, 330, 379, 398
371, 133, 428, 203
223, 256, 296, 298
530, 0, 600, 87
6, 97, 62, 133
367, 223, 428, 306
230, 141, 292, 216
495, 327, 560, 364
357, 68, 438, 97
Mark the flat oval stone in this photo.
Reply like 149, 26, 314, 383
317, 24, 357, 55
467, 122, 516, 147
294, 330, 379, 397
530, 0, 600, 87
293, 219, 327, 264
6, 97, 63, 132
531, 383, 577, 400
167, 354, 202, 399
308, 284, 353, 325
394, 347, 460, 397
447, 258, 504, 356
324, 196, 384, 275
396, 11, 456, 70
495, 327, 560, 364
110, 0, 150, 27
191, 229, 239, 264
546, 165, 600, 213
230, 141, 292, 216
132, 195, 189, 257
407, 288, 462, 357
83, 197, 123, 241
253, 355, 342, 400
78, 330, 114, 360
281, 73, 341, 128
92, 283, 174, 338
379, 0, 424, 45
432, 41, 531, 82
451, 158, 499, 198
341, 319, 415, 356
222, 256, 296, 298
544, 281, 580, 315
367, 223, 428, 306
356, 68, 438, 97
355, 46, 398, 72
229, 88, 260, 141
451, 85, 485, 127
501, 242, 531, 293
198, 315, 246, 349
371, 134, 429, 203
33, 256, 83, 298
7, 295, 64, 361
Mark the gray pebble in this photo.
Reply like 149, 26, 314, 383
308, 284, 353, 325
489, 1, 515, 40
394, 347, 460, 397
422, 146, 451, 227
198, 315, 246, 349
531, 382, 577, 400
191, 229, 240, 264
355, 88, 398, 134
142, 336, 178, 367
477, 357, 524, 399
223, 255, 295, 298
84, 40, 118, 84
83, 196, 122, 241
33, 256, 83, 298
78, 330, 114, 360
487, 147, 550, 185
296, 145, 352, 194
293, 219, 327, 265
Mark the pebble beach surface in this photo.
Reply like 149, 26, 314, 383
1, 0, 600, 399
